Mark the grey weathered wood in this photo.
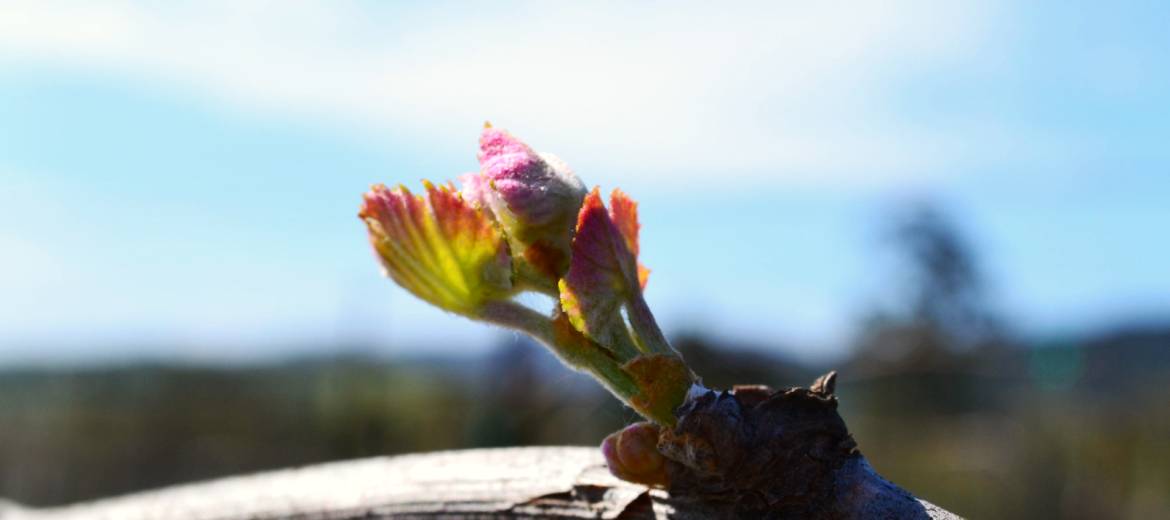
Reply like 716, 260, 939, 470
0, 447, 960, 519
1, 448, 654, 520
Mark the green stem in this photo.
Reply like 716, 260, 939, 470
624, 293, 674, 356
511, 262, 561, 297
476, 300, 677, 425
476, 300, 557, 345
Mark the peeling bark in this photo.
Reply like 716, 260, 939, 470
0, 448, 653, 520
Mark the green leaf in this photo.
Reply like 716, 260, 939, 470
360, 181, 513, 317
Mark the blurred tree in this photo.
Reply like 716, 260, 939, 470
671, 334, 812, 391
854, 201, 1004, 371
467, 340, 549, 447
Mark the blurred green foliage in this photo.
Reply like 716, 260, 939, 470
0, 344, 653, 506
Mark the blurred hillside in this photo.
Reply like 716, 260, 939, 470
1, 204, 1167, 519
0, 328, 1167, 519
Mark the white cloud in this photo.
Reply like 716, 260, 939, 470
0, 0, 1004, 186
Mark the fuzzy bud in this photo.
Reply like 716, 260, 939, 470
601, 422, 669, 487
465, 125, 587, 282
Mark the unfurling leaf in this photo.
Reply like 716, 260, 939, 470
360, 181, 512, 317
559, 188, 672, 359
558, 188, 643, 359
609, 189, 650, 290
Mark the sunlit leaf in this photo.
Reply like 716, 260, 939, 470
609, 189, 650, 290
558, 187, 644, 359
360, 181, 512, 316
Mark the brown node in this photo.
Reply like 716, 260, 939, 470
656, 374, 859, 519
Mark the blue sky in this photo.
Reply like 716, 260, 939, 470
0, 0, 1167, 365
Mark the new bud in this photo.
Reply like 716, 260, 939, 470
462, 125, 587, 287
601, 422, 669, 487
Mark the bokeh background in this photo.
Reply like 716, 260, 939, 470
1, 1, 1168, 518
